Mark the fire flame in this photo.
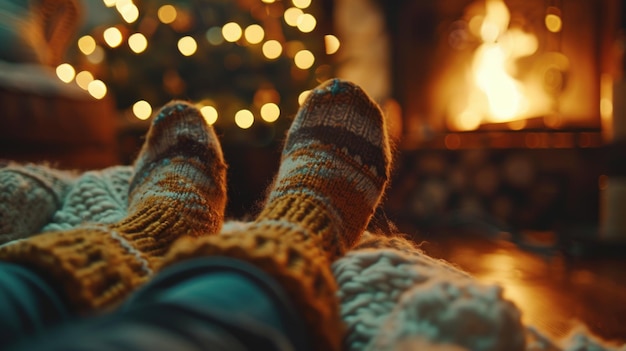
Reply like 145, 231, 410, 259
454, 0, 542, 130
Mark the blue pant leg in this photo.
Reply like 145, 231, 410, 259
122, 257, 314, 351
0, 262, 71, 348
7, 258, 314, 351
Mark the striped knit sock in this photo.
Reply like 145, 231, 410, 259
260, 78, 392, 260
0, 163, 75, 244
112, 100, 228, 258
163, 79, 391, 351
0, 101, 228, 313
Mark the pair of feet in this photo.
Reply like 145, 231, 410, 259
139, 79, 393, 351
0, 79, 391, 351
127, 78, 392, 262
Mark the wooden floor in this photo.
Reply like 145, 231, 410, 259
409, 230, 626, 345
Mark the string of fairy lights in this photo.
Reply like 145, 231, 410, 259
54, 0, 341, 130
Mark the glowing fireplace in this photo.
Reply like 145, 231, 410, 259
389, 0, 620, 148
443, 0, 562, 130
365, 0, 626, 234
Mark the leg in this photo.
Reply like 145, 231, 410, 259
0, 101, 228, 315
0, 262, 70, 347
6, 258, 310, 351
162, 79, 392, 351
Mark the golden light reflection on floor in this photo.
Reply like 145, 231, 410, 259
418, 234, 626, 343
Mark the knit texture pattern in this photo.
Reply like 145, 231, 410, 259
111, 101, 228, 258
333, 232, 624, 351
333, 233, 476, 351
0, 163, 75, 244
42, 165, 132, 232
262, 78, 392, 261
0, 225, 154, 312
0, 100, 228, 313
367, 277, 525, 351
163, 78, 391, 351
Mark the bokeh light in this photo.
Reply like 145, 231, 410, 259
87, 80, 107, 99
292, 0, 311, 9
119, 3, 139, 23
75, 71, 94, 90
222, 22, 242, 42
324, 35, 340, 54
103, 27, 123, 48
177, 36, 197, 56
78, 35, 96, 55
260, 103, 280, 122
284, 8, 303, 27
262, 40, 282, 59
133, 100, 152, 120
128, 33, 148, 53
296, 13, 316, 33
244, 24, 265, 44
235, 109, 254, 129
298, 90, 310, 105
114, 0, 131, 11
56, 63, 75, 83
200, 105, 218, 124
294, 49, 314, 69
158, 4, 177, 24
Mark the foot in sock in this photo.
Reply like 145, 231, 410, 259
112, 100, 228, 258
0, 101, 228, 313
258, 78, 392, 260
163, 79, 392, 351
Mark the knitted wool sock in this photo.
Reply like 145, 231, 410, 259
0, 101, 228, 313
114, 100, 228, 258
0, 163, 75, 244
42, 165, 133, 233
262, 78, 392, 260
163, 79, 391, 351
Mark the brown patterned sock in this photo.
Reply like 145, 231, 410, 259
162, 79, 391, 351
0, 101, 227, 313
113, 100, 228, 258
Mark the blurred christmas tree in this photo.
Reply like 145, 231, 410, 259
59, 0, 340, 146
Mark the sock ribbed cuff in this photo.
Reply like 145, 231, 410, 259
0, 225, 152, 313
257, 194, 346, 259
162, 222, 344, 351
112, 195, 225, 258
